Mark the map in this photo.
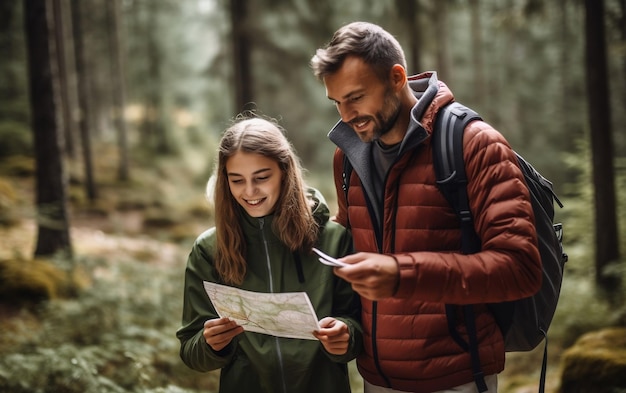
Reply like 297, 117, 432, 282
203, 281, 321, 340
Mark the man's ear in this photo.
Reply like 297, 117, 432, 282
390, 64, 407, 91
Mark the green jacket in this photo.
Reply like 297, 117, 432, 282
176, 188, 362, 393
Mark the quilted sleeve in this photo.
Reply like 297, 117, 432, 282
394, 121, 542, 304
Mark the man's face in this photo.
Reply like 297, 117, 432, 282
324, 56, 402, 143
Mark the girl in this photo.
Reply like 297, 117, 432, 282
176, 117, 362, 393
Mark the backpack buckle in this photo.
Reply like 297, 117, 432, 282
459, 209, 473, 223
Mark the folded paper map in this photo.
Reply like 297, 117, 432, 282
203, 281, 321, 340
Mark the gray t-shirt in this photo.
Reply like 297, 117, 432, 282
371, 140, 401, 211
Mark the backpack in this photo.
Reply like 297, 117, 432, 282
432, 102, 568, 392
340, 101, 568, 393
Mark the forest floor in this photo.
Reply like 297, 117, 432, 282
0, 169, 566, 393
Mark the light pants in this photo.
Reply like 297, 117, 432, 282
363, 374, 498, 393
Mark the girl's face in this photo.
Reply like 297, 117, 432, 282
225, 151, 283, 218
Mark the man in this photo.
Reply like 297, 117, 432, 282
310, 21, 541, 393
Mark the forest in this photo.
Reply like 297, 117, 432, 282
0, 0, 625, 392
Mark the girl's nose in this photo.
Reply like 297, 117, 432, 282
244, 182, 257, 196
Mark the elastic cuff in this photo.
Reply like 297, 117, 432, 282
386, 253, 401, 296
392, 253, 418, 299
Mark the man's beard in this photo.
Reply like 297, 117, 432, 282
372, 89, 402, 141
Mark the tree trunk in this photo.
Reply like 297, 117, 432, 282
143, 0, 169, 154
620, 0, 626, 127
24, 0, 72, 258
395, 0, 421, 73
70, 0, 97, 200
230, 0, 254, 113
432, 0, 450, 83
1, 0, 26, 118
52, 0, 76, 159
469, 0, 485, 109
106, 0, 130, 181
559, 0, 571, 144
584, 0, 622, 302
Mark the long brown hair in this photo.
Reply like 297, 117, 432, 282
212, 117, 318, 285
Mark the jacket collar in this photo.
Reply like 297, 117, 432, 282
237, 187, 329, 240
327, 72, 452, 200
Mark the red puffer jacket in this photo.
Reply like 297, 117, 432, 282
330, 76, 541, 392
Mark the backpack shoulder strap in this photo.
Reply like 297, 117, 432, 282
432, 102, 482, 254
433, 102, 489, 393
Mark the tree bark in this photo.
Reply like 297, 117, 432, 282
24, 0, 72, 258
142, 0, 169, 153
70, 0, 97, 200
52, 0, 76, 159
230, 0, 254, 113
469, 0, 485, 109
584, 0, 621, 301
559, 0, 571, 142
432, 0, 450, 82
106, 0, 130, 181
395, 0, 421, 73
1, 1, 24, 112
619, 0, 626, 125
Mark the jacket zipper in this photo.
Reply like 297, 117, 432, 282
346, 169, 390, 388
371, 167, 399, 389
380, 173, 401, 388
259, 218, 288, 393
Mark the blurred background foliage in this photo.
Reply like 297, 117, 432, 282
0, 0, 625, 392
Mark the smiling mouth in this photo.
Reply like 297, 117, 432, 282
351, 118, 370, 130
245, 198, 265, 206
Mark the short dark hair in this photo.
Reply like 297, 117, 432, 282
310, 21, 407, 82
